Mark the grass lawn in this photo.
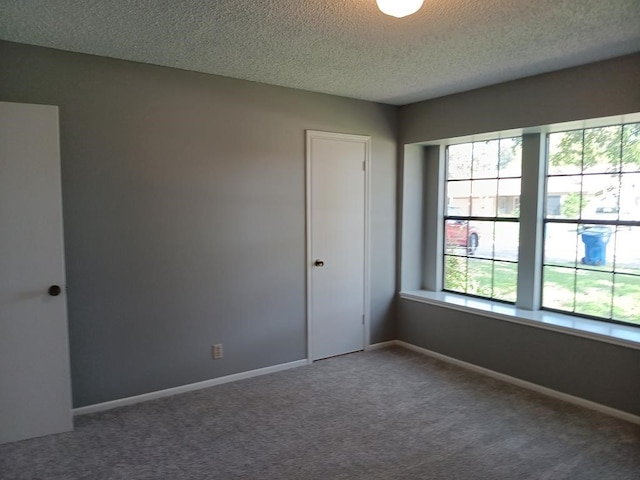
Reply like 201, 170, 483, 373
444, 255, 640, 325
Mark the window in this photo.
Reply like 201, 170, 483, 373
543, 124, 640, 325
443, 138, 522, 302
416, 118, 640, 329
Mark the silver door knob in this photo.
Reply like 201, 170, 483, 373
314, 260, 325, 267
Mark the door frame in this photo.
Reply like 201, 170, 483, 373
305, 130, 371, 362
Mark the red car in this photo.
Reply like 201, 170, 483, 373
446, 207, 479, 255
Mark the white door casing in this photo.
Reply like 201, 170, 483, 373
306, 131, 370, 361
0, 101, 73, 444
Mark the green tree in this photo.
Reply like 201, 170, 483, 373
622, 123, 640, 168
498, 137, 522, 172
561, 192, 585, 218
549, 124, 640, 170
448, 137, 522, 179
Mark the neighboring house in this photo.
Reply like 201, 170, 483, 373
448, 168, 639, 219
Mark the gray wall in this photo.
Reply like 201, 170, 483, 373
401, 53, 640, 144
399, 300, 640, 416
399, 145, 425, 292
0, 40, 397, 407
397, 52, 640, 416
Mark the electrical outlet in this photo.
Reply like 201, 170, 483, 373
212, 344, 223, 359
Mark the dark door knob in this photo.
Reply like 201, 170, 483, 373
48, 285, 62, 296
314, 260, 325, 267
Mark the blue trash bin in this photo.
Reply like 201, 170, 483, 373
580, 227, 611, 266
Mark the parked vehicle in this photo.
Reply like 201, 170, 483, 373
583, 205, 635, 231
588, 206, 620, 222
446, 206, 479, 255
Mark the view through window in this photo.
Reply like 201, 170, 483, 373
444, 138, 522, 302
439, 123, 640, 327
543, 124, 640, 325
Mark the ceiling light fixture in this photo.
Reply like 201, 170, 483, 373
376, 0, 424, 18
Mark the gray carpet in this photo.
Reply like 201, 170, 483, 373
1, 347, 639, 479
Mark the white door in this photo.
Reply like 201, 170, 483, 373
306, 131, 369, 361
0, 101, 73, 444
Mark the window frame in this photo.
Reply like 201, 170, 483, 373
541, 124, 640, 326
442, 138, 522, 303
410, 113, 640, 334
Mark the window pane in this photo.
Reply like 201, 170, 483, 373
620, 173, 640, 221
498, 138, 522, 178
577, 226, 614, 272
467, 258, 493, 297
472, 140, 499, 178
447, 181, 471, 215
548, 131, 582, 175
574, 270, 613, 319
471, 179, 498, 216
494, 222, 519, 262
583, 126, 621, 174
546, 194, 562, 217
497, 178, 521, 217
615, 226, 640, 274
448, 144, 472, 180
469, 220, 491, 258
544, 223, 580, 267
622, 123, 640, 173
581, 174, 620, 220
546, 176, 583, 220
542, 266, 575, 312
443, 255, 467, 293
492, 261, 518, 303
444, 219, 482, 256
613, 274, 640, 325
445, 219, 468, 253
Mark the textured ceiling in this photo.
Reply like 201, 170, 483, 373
1, 0, 639, 105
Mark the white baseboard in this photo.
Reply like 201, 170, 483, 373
366, 340, 398, 350
74, 342, 639, 426
395, 340, 640, 426
73, 359, 308, 416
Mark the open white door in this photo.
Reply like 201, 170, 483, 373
0, 101, 73, 444
306, 131, 370, 361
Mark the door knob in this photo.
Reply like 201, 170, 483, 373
48, 285, 62, 296
314, 260, 325, 267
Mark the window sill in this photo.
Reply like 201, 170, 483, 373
399, 290, 640, 350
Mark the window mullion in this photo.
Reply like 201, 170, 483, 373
516, 133, 546, 310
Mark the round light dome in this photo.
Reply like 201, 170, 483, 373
376, 0, 424, 18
